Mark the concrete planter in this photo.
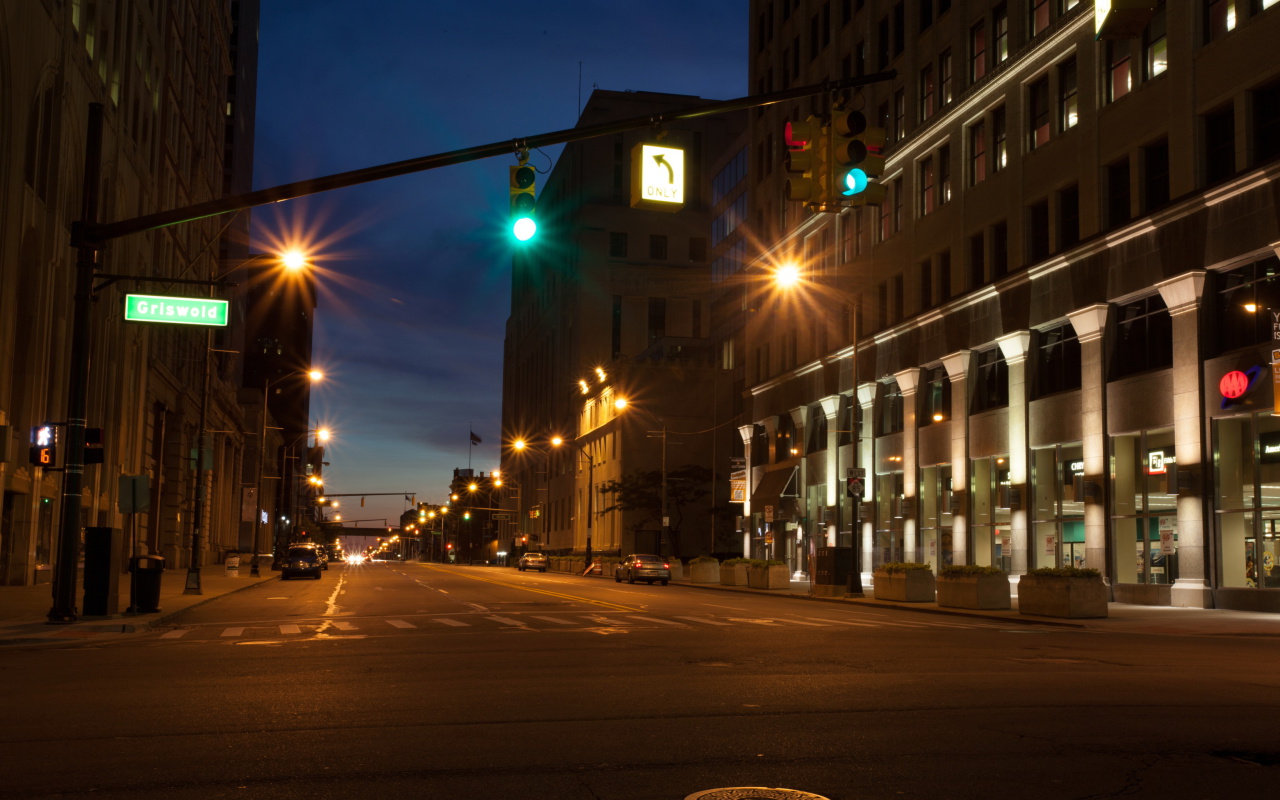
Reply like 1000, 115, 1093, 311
689, 561, 720, 583
873, 569, 936, 602
747, 564, 790, 589
937, 573, 1011, 610
720, 563, 748, 586
1017, 574, 1109, 618
667, 562, 685, 581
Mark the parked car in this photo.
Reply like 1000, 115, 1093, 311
281, 545, 323, 579
614, 554, 671, 585
518, 552, 548, 572
291, 541, 328, 570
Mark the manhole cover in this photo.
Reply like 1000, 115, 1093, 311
686, 789, 830, 800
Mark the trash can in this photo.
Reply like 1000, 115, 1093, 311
128, 554, 165, 613
225, 552, 240, 577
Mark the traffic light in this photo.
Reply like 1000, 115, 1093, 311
509, 160, 537, 242
463, 511, 472, 520
29, 424, 56, 467
829, 109, 887, 206
783, 115, 826, 209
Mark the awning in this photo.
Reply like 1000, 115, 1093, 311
750, 466, 799, 514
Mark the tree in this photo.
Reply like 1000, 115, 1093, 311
597, 464, 712, 558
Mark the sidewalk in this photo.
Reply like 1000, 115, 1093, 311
0, 563, 279, 646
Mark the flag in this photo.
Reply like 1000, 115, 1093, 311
405, 494, 411, 502
470, 431, 482, 446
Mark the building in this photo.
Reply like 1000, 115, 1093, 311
0, 1, 310, 591
501, 89, 745, 560
739, 0, 1280, 610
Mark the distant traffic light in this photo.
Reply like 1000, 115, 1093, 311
829, 109, 886, 206
509, 160, 537, 242
783, 116, 825, 209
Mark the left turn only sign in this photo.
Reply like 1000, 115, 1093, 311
631, 143, 684, 212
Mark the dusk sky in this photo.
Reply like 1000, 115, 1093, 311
250, 2, 747, 529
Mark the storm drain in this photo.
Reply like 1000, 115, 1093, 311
685, 789, 831, 800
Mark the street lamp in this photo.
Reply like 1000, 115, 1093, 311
251, 369, 323, 575
550, 435, 596, 570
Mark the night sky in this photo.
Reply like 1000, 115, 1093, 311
251, 2, 746, 529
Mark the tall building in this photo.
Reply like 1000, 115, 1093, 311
740, 0, 1280, 610
0, 0, 276, 587
501, 89, 745, 560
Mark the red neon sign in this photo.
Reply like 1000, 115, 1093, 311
1220, 370, 1250, 400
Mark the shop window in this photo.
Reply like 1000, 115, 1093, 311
1110, 294, 1172, 379
877, 384, 904, 436
922, 366, 950, 425
971, 455, 1013, 571
971, 347, 1009, 413
1111, 429, 1180, 585
1032, 444, 1087, 570
919, 463, 955, 570
1214, 413, 1280, 588
1034, 321, 1082, 397
1210, 256, 1280, 355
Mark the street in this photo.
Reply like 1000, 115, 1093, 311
3, 562, 1278, 799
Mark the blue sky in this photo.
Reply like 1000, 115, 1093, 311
251, 1, 746, 528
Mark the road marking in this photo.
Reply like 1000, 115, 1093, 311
703, 603, 748, 610
433, 618, 469, 627
675, 616, 732, 626
386, 619, 416, 629
324, 574, 347, 616
531, 616, 576, 625
486, 615, 526, 627
221, 627, 244, 637
629, 616, 689, 627
421, 565, 638, 612
332, 621, 356, 631
160, 629, 188, 639
777, 618, 829, 627
730, 618, 782, 626
374, 586, 384, 591
584, 615, 633, 625
279, 624, 301, 634
802, 616, 882, 628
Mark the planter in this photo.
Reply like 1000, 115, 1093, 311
667, 562, 685, 581
720, 563, 748, 586
873, 569, 936, 602
937, 573, 1011, 610
689, 561, 719, 583
1017, 574, 1108, 618
747, 564, 790, 589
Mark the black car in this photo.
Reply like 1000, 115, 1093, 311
281, 545, 323, 579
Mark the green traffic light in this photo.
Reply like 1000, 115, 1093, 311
512, 217, 537, 241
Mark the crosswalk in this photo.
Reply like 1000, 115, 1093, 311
153, 612, 1015, 642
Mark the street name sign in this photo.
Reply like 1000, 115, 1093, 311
631, 143, 684, 212
124, 294, 229, 327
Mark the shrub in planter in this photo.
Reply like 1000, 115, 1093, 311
873, 562, 936, 602
689, 556, 719, 583
747, 559, 790, 589
720, 557, 749, 586
937, 564, 1011, 610
1018, 567, 1107, 618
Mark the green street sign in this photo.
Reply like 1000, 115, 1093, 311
123, 294, 229, 327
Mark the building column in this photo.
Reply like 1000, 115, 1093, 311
819, 395, 842, 547
856, 382, 877, 574
997, 331, 1031, 575
738, 424, 755, 557
1157, 271, 1214, 608
894, 368, 921, 563
1068, 304, 1110, 584
941, 350, 972, 566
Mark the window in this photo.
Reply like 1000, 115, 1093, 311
894, 1, 906, 55
1143, 3, 1167, 79
919, 0, 934, 31
893, 273, 905, 321
993, 106, 1007, 171
938, 250, 952, 301
1204, 0, 1237, 44
1028, 200, 1050, 262
922, 366, 950, 424
840, 210, 853, 262
1029, 76, 1050, 149
1059, 57, 1078, 130
939, 144, 952, 204
612, 296, 623, 357
920, 259, 934, 310
1212, 255, 1280, 356
1110, 294, 1172, 379
972, 347, 1009, 413
892, 176, 904, 232
648, 297, 667, 343
970, 21, 987, 82
878, 281, 889, 328
1142, 138, 1170, 211
877, 384, 905, 436
689, 237, 708, 263
993, 4, 1009, 63
1057, 184, 1080, 250
1031, 0, 1051, 35
1254, 80, 1280, 165
609, 232, 628, 258
894, 88, 906, 141
1204, 105, 1235, 184
650, 234, 668, 260
1107, 158, 1131, 228
856, 41, 867, 75
1035, 322, 1082, 397
969, 232, 986, 288
881, 184, 893, 241
939, 49, 953, 104
992, 221, 1009, 278
920, 64, 935, 120
878, 15, 890, 69
1107, 40, 1132, 102
919, 156, 935, 215
969, 121, 987, 184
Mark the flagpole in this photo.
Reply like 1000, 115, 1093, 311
468, 424, 473, 470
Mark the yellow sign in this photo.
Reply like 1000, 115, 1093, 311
631, 143, 684, 212
1272, 349, 1280, 416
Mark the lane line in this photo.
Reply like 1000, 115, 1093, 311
584, 615, 633, 625
531, 616, 576, 625
433, 618, 469, 627
801, 616, 882, 628
675, 616, 733, 626
630, 615, 689, 627
323, 574, 347, 617
486, 615, 526, 627
160, 630, 188, 639
220, 627, 245, 637
777, 619, 829, 627
420, 565, 638, 612
386, 619, 416, 629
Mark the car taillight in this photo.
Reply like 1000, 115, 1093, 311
663, 563, 670, 569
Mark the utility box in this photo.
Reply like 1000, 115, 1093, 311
82, 527, 123, 617
814, 546, 853, 586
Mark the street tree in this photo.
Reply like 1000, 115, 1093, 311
597, 464, 711, 558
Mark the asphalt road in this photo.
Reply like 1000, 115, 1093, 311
4, 561, 1278, 799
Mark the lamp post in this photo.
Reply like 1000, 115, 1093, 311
550, 436, 596, 570
252, 369, 322, 576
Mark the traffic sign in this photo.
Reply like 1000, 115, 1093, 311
124, 294, 229, 327
631, 143, 684, 211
